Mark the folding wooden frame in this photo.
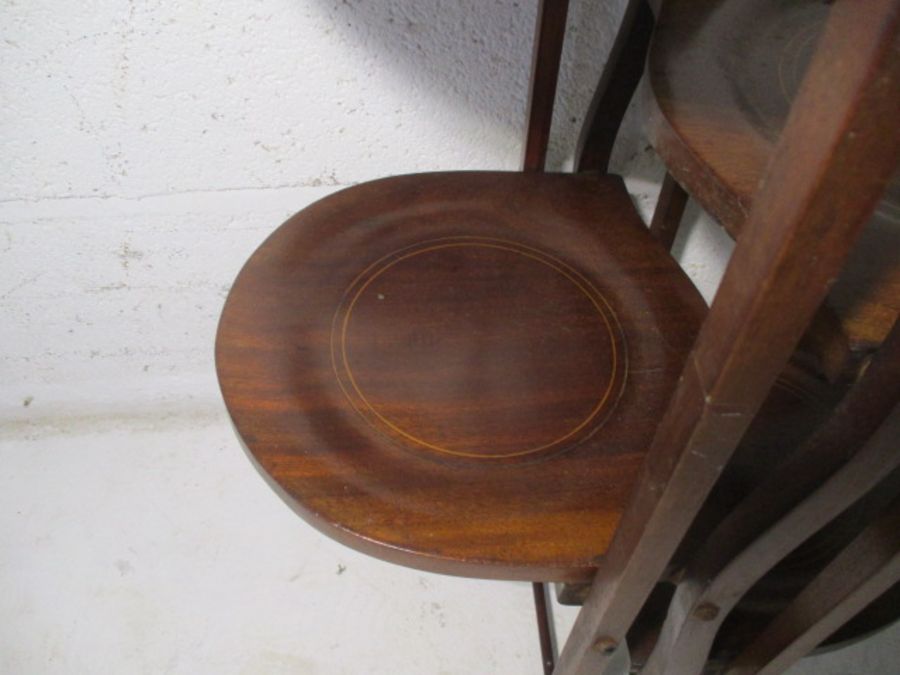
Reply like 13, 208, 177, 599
521, 1, 900, 673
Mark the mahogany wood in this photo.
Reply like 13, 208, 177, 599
725, 498, 900, 675
641, 405, 900, 675
556, 582, 591, 606
660, 322, 900, 662
216, 0, 900, 670
523, 3, 577, 665
645, 0, 900, 360
216, 171, 705, 582
574, 0, 654, 173
645, 0, 824, 235
827, 209, 900, 354
554, 0, 900, 671
795, 306, 853, 384
533, 582, 557, 675
684, 320, 900, 584
523, 0, 571, 171
648, 172, 687, 251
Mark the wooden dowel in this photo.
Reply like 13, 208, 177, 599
648, 172, 688, 250
533, 582, 557, 675
522, 0, 571, 172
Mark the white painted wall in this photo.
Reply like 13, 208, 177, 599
1, 0, 736, 426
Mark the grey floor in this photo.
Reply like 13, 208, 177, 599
2, 405, 898, 674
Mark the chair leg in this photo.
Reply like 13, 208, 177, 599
533, 582, 557, 675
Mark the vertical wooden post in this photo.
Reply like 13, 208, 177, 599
522, 0, 571, 171
533, 582, 557, 674
522, 3, 572, 670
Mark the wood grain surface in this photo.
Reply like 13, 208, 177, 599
645, 0, 900, 356
556, 0, 900, 667
216, 171, 705, 582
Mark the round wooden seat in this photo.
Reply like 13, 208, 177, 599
216, 171, 705, 582
647, 0, 900, 359
646, 0, 829, 238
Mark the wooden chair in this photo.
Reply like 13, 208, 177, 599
216, 0, 900, 673
554, 0, 900, 673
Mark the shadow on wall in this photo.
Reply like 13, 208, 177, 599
308, 0, 629, 169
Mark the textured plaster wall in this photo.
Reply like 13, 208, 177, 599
1, 0, 735, 430
0, 0, 598, 420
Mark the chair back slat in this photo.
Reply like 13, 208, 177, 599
523, 0, 571, 171
574, 0, 654, 173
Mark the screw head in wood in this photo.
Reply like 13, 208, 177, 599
591, 636, 619, 655
694, 602, 720, 621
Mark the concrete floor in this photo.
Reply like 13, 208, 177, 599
2, 400, 898, 674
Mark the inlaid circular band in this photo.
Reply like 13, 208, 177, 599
330, 236, 627, 461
